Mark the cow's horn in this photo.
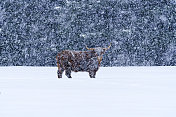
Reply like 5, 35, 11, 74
104, 43, 111, 50
86, 46, 94, 50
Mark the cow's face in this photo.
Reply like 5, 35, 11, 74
93, 47, 106, 57
86, 44, 111, 63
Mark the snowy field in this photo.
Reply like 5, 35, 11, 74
0, 66, 176, 117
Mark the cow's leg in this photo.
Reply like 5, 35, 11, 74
65, 68, 72, 78
89, 71, 96, 78
57, 68, 64, 78
64, 61, 72, 78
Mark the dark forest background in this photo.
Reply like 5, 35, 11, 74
0, 0, 176, 66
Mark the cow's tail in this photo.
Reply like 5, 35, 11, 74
56, 54, 59, 68
56, 54, 62, 72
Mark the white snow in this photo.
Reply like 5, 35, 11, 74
80, 33, 87, 38
160, 15, 167, 22
0, 66, 176, 117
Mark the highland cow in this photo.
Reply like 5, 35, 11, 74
56, 44, 111, 78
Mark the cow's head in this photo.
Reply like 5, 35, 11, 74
86, 44, 111, 64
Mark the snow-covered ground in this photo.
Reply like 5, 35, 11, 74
0, 66, 176, 117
